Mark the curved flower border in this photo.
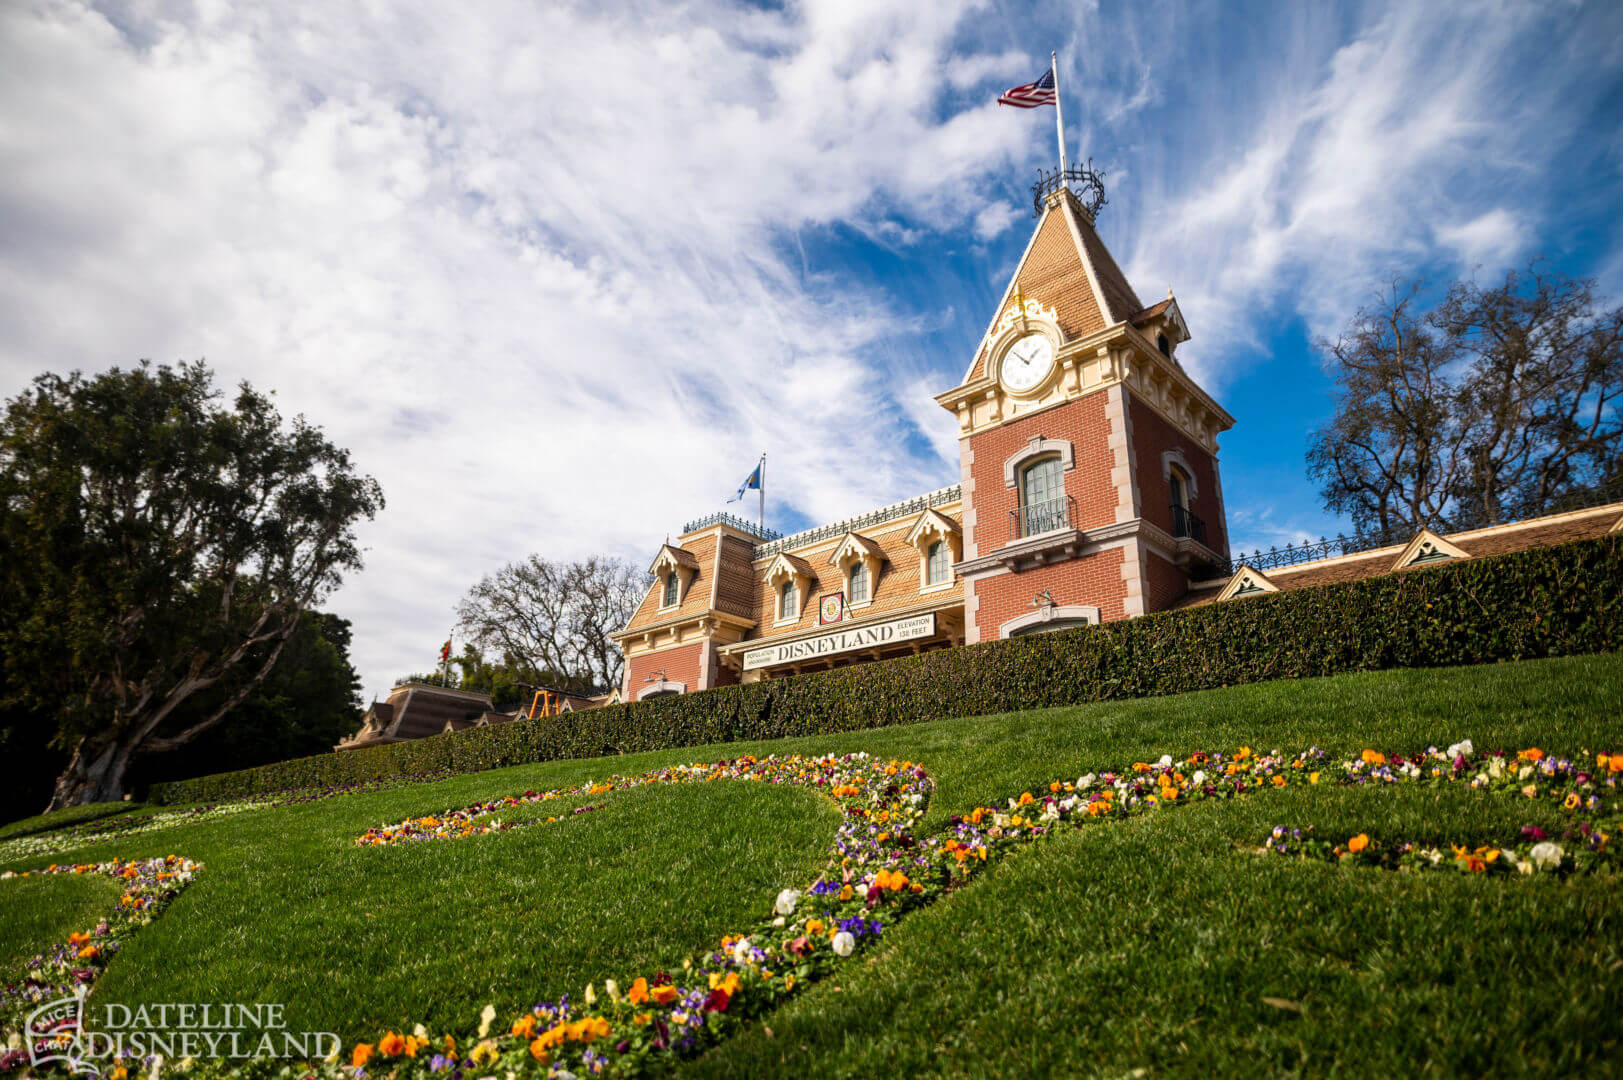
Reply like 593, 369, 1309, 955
0, 856, 204, 1072
7, 742, 1620, 1078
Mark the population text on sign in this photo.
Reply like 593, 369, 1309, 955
741, 613, 936, 671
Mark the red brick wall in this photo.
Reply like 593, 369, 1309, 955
1128, 394, 1228, 556
966, 391, 1117, 556
1144, 550, 1188, 613
625, 642, 705, 698
970, 546, 1127, 639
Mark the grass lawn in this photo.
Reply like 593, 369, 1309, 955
2, 652, 1620, 1076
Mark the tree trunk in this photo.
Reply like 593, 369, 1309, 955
46, 737, 134, 811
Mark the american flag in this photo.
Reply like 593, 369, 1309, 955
997, 68, 1056, 108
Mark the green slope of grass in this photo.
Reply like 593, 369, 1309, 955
0, 653, 1618, 1075
0, 871, 122, 971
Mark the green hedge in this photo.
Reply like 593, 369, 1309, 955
149, 534, 1623, 804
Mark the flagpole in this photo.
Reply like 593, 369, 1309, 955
1051, 51, 1069, 178
758, 452, 766, 533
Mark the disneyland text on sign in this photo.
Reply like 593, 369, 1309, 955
741, 613, 936, 671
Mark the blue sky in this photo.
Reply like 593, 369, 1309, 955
2, 0, 1621, 696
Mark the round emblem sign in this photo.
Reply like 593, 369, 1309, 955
820, 594, 844, 624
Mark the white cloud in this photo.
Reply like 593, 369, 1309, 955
1434, 208, 1529, 271
0, 0, 1041, 695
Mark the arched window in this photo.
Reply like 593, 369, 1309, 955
1168, 466, 1189, 511
848, 560, 870, 603
779, 579, 798, 619
1157, 333, 1171, 358
926, 541, 949, 586
1019, 455, 1065, 535
661, 571, 679, 607
1010, 618, 1093, 637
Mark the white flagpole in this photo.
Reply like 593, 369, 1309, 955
1051, 51, 1069, 177
758, 452, 766, 533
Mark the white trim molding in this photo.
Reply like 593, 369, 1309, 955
1160, 448, 1199, 500
998, 604, 1100, 639
1392, 528, 1470, 571
1003, 434, 1075, 489
637, 679, 686, 699
1217, 564, 1279, 601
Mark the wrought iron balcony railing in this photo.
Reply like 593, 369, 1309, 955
1170, 503, 1207, 545
1011, 495, 1074, 540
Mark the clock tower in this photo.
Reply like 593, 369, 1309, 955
936, 171, 1234, 642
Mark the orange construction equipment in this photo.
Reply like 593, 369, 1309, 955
524, 688, 566, 719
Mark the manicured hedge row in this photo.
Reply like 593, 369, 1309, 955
149, 534, 1623, 804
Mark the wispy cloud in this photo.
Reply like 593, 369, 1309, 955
2, 0, 1619, 695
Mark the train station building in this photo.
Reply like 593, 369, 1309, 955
608, 178, 1623, 699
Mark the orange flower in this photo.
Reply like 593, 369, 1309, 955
1361, 749, 1386, 765
627, 977, 649, 1005
1518, 748, 1544, 763
1018, 792, 1034, 806
650, 985, 680, 1005
839, 884, 853, 901
1459, 853, 1487, 873
351, 1044, 374, 1068
1049, 782, 1062, 793
806, 919, 825, 937
378, 1032, 406, 1057
1234, 747, 1252, 761
511, 1014, 537, 1039
633, 1013, 652, 1026
1347, 834, 1369, 853
76, 945, 99, 961
1610, 754, 1623, 775
1271, 775, 1286, 787
887, 872, 909, 892
1159, 786, 1178, 801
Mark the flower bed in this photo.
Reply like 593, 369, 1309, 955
8, 741, 1618, 1078
0, 856, 203, 1071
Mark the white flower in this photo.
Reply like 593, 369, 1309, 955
1191, 771, 1207, 786
584, 983, 596, 1006
1158, 755, 1173, 767
831, 931, 855, 957
477, 1004, 496, 1039
1078, 773, 1096, 788
1447, 739, 1474, 759
774, 888, 800, 915
605, 979, 620, 1003
1529, 842, 1563, 871
772, 916, 786, 927
413, 1024, 429, 1040
731, 938, 753, 962
1488, 758, 1505, 778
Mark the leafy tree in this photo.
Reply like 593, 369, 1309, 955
456, 556, 645, 693
0, 362, 383, 809
1307, 261, 1622, 536
126, 612, 365, 792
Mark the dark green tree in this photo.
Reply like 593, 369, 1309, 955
126, 612, 365, 792
0, 361, 383, 809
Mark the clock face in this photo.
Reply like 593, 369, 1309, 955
1000, 332, 1054, 392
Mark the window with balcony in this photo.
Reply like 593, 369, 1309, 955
1167, 464, 1206, 543
661, 571, 679, 608
848, 559, 869, 603
925, 541, 949, 586
1015, 455, 1070, 537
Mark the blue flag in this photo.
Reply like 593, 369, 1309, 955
726, 460, 763, 503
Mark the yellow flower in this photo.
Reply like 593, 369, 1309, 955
1564, 793, 1581, 810
469, 1040, 499, 1066
784, 974, 796, 991
1309, 772, 1320, 784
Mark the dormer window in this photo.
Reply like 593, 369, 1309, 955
779, 579, 798, 619
906, 508, 961, 593
1157, 333, 1171, 358
926, 541, 949, 586
661, 571, 679, 608
848, 560, 869, 603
